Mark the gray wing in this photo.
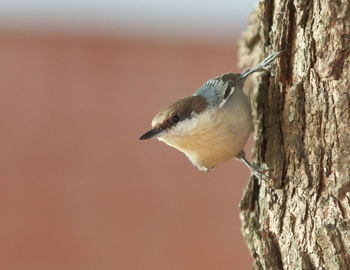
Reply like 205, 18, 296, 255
193, 73, 239, 107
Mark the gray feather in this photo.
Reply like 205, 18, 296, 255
193, 73, 239, 107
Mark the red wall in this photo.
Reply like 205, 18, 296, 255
0, 32, 252, 270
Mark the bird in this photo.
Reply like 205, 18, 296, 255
140, 51, 282, 176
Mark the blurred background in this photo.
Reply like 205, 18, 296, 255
0, 0, 258, 269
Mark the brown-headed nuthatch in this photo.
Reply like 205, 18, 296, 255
140, 52, 282, 176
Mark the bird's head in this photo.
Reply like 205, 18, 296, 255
139, 95, 208, 140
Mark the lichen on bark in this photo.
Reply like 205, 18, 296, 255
239, 0, 350, 269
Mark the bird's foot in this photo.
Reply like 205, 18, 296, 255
240, 50, 284, 79
236, 151, 274, 186
249, 163, 273, 185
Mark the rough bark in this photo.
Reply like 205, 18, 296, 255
239, 0, 350, 269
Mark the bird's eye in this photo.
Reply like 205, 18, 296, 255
172, 115, 180, 123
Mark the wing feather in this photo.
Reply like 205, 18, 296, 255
194, 73, 238, 107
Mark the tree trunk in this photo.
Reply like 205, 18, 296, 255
239, 0, 350, 269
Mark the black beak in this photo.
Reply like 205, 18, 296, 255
139, 128, 163, 140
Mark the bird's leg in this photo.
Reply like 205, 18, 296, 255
236, 150, 270, 182
240, 50, 284, 79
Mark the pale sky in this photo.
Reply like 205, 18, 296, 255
0, 0, 258, 40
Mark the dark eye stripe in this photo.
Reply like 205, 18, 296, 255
172, 115, 180, 123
